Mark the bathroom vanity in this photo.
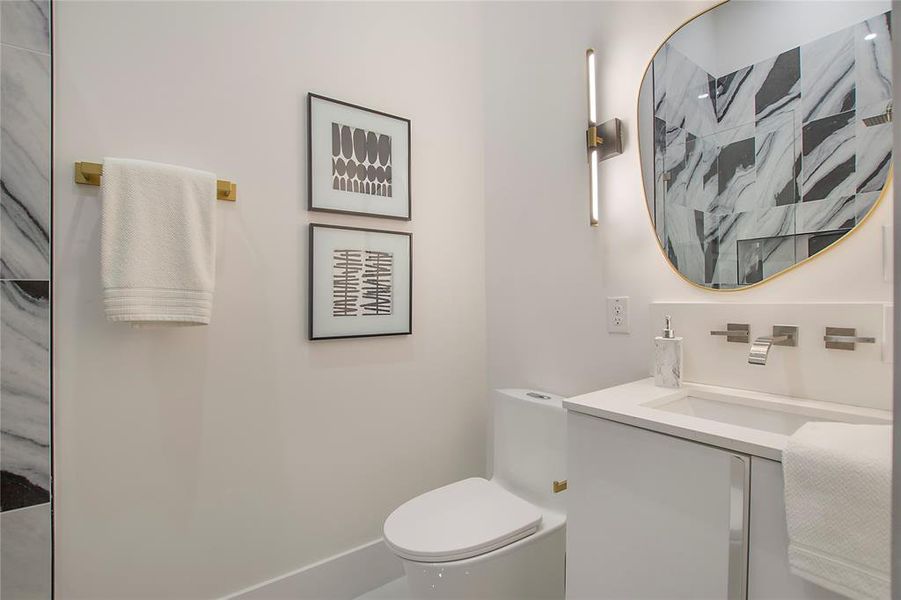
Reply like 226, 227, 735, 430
563, 379, 891, 600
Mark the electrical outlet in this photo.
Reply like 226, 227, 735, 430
607, 296, 630, 334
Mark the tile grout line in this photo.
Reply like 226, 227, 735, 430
0, 501, 52, 516
0, 40, 51, 58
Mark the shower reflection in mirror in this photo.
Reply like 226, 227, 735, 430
639, 1, 893, 289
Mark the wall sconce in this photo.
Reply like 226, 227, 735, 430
586, 48, 623, 226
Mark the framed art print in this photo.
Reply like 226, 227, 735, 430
309, 224, 412, 340
308, 94, 411, 220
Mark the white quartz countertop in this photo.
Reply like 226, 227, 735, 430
563, 378, 892, 461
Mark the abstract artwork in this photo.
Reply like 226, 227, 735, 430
309, 94, 410, 220
310, 224, 411, 340
331, 124, 392, 198
332, 249, 394, 317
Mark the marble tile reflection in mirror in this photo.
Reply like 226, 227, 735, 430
639, 1, 892, 289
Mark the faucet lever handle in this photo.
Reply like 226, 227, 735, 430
709, 323, 750, 343
824, 327, 876, 351
771, 325, 798, 347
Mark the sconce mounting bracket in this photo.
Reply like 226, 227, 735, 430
587, 118, 624, 162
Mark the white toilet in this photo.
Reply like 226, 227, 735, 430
383, 389, 567, 599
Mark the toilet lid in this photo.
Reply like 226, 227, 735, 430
383, 477, 542, 563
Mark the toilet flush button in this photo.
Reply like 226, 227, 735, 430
526, 392, 551, 400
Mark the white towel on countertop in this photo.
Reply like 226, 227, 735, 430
101, 157, 217, 325
782, 422, 892, 600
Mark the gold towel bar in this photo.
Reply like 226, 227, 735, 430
74, 161, 237, 202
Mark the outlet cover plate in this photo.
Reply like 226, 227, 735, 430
607, 296, 630, 334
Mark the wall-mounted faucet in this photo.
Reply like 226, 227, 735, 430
748, 325, 798, 365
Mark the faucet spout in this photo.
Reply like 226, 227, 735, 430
748, 336, 783, 365
747, 326, 798, 365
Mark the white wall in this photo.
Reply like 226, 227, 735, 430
484, 0, 893, 398
53, 2, 487, 598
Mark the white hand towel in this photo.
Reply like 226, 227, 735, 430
101, 157, 217, 325
783, 422, 892, 600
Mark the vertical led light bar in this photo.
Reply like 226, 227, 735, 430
587, 49, 599, 226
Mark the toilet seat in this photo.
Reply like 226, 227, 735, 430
383, 477, 543, 563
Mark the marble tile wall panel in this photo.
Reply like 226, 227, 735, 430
704, 212, 739, 286
714, 121, 755, 149
856, 190, 882, 223
654, 44, 717, 138
755, 111, 799, 208
664, 204, 705, 284
715, 65, 755, 131
0, 281, 50, 511
683, 132, 718, 212
710, 258, 738, 287
739, 204, 797, 242
736, 211, 798, 285
709, 204, 795, 287
801, 109, 856, 204
760, 237, 797, 279
653, 48, 666, 114
800, 27, 855, 123
856, 12, 892, 110
1, 45, 51, 279
0, 504, 52, 598
736, 208, 788, 284
0, 1, 52, 594
856, 102, 892, 194
0, 1, 50, 53
754, 48, 801, 124
653, 118, 666, 240
738, 236, 798, 285
716, 136, 756, 213
737, 238, 765, 284
662, 124, 689, 208
796, 196, 856, 234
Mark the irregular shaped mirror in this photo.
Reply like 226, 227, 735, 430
638, 1, 893, 289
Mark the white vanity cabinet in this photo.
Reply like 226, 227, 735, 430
747, 457, 845, 600
566, 412, 842, 600
566, 412, 749, 599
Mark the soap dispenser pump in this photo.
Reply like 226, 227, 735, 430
654, 315, 683, 388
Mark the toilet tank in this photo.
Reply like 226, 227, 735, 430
490, 389, 567, 511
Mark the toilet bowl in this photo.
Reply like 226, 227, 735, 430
383, 389, 566, 599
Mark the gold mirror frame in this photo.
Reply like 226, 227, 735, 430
636, 0, 894, 292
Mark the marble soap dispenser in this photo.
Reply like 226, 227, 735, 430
654, 315, 682, 388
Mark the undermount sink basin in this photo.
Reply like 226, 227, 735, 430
647, 391, 890, 436
564, 379, 893, 460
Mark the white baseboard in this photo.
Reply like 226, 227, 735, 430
223, 538, 403, 600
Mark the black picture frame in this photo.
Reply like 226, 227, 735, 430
307, 93, 412, 221
309, 223, 413, 340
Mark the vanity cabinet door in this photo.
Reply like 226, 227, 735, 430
566, 412, 749, 600
748, 457, 845, 600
